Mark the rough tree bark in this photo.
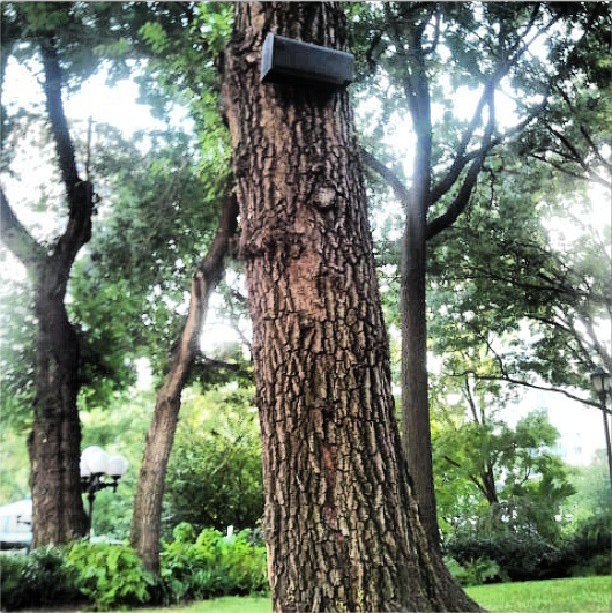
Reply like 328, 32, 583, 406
0, 40, 91, 546
223, 3, 481, 611
130, 191, 238, 573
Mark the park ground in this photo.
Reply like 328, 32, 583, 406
138, 575, 611, 613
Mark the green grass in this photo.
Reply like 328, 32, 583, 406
465, 575, 611, 613
139, 576, 611, 612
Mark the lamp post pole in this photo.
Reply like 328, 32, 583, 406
80, 447, 128, 538
603, 410, 612, 494
590, 368, 612, 492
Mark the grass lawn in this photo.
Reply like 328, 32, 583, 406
465, 575, 611, 613
138, 575, 611, 612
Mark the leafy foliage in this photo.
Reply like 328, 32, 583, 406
446, 533, 566, 582
159, 524, 268, 604
0, 546, 80, 610
66, 541, 154, 611
433, 401, 575, 542
0, 281, 36, 431
164, 384, 263, 534
444, 555, 503, 586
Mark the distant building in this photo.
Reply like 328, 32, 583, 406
502, 388, 603, 467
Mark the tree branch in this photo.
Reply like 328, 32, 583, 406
41, 41, 79, 200
359, 146, 410, 204
166, 186, 239, 396
41, 40, 93, 269
426, 88, 496, 240
443, 454, 487, 497
0, 188, 45, 269
429, 6, 552, 209
579, 126, 612, 172
449, 370, 606, 412
365, 30, 383, 73
431, 94, 549, 205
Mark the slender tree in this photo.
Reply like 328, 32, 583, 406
223, 3, 480, 610
357, 2, 609, 547
123, 4, 235, 572
131, 191, 238, 572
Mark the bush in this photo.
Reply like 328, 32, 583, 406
159, 524, 268, 604
446, 533, 567, 582
66, 541, 154, 611
1, 546, 81, 610
563, 514, 611, 577
444, 555, 504, 586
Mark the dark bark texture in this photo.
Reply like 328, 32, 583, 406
0, 40, 92, 546
224, 3, 481, 611
131, 193, 238, 573
400, 26, 439, 549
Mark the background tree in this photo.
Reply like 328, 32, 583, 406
116, 3, 241, 572
433, 396, 574, 543
353, 1, 610, 546
0, 3, 101, 545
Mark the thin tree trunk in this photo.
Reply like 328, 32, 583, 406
224, 3, 480, 610
131, 192, 238, 573
481, 461, 499, 506
1, 40, 92, 546
400, 24, 440, 550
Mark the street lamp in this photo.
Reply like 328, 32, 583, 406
590, 367, 612, 491
80, 446, 128, 537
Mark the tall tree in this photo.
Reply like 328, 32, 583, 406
122, 3, 237, 572
223, 3, 479, 610
0, 0, 164, 547
0, 15, 93, 545
356, 2, 609, 547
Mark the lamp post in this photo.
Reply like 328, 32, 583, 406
590, 367, 612, 492
80, 446, 128, 537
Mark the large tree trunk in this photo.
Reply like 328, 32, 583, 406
131, 193, 237, 573
1, 40, 93, 547
28, 259, 89, 546
224, 3, 480, 611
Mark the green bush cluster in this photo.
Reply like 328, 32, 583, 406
446, 534, 561, 582
0, 546, 81, 610
444, 555, 503, 586
66, 542, 155, 610
158, 523, 268, 604
1, 527, 268, 610
445, 516, 611, 584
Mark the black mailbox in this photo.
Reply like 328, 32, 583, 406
260, 32, 354, 87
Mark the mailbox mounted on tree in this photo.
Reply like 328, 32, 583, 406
260, 32, 354, 87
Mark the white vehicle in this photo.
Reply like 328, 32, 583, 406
0, 499, 32, 551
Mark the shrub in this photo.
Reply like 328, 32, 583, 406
160, 524, 268, 604
570, 553, 611, 577
446, 533, 566, 582
563, 514, 611, 577
0, 547, 80, 610
444, 555, 503, 585
66, 541, 154, 611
